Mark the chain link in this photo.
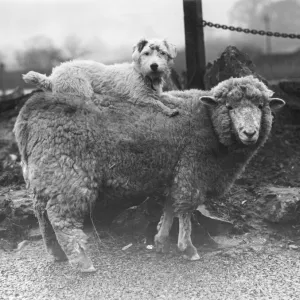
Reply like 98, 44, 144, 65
202, 20, 300, 39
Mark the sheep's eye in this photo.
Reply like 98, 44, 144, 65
144, 52, 150, 56
226, 104, 233, 110
258, 104, 263, 109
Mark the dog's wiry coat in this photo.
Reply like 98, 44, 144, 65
22, 38, 179, 117
14, 76, 284, 271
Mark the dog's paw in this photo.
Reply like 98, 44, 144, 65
168, 108, 179, 117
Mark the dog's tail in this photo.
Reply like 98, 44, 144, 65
22, 71, 52, 91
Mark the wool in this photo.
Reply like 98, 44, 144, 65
14, 75, 285, 271
22, 38, 179, 117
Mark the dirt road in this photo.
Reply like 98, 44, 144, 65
1, 230, 300, 300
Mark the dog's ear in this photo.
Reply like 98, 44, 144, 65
163, 40, 177, 59
132, 38, 148, 61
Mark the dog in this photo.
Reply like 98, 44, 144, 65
23, 38, 179, 117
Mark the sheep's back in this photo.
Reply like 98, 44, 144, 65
14, 91, 197, 205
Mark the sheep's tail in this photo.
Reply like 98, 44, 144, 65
22, 71, 52, 91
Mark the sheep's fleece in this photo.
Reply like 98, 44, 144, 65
14, 75, 285, 271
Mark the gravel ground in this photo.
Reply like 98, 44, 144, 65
1, 231, 300, 300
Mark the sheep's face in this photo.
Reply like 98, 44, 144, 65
228, 101, 262, 145
200, 77, 285, 146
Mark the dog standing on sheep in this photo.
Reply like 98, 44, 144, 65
22, 38, 179, 117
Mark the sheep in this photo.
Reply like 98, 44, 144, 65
22, 38, 179, 117
14, 75, 285, 271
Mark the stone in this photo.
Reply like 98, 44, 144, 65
12, 191, 34, 218
0, 190, 36, 240
0, 140, 24, 186
28, 227, 42, 240
204, 46, 267, 90
0, 226, 7, 237
196, 204, 234, 236
260, 187, 300, 223
0, 194, 12, 222
204, 45, 300, 110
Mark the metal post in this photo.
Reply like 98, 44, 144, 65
0, 62, 4, 96
183, 0, 206, 89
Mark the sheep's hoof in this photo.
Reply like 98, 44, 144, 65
154, 235, 170, 253
70, 253, 96, 273
49, 244, 68, 262
81, 265, 97, 273
181, 245, 200, 261
53, 254, 68, 262
183, 253, 200, 261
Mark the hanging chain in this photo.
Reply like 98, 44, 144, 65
202, 20, 300, 39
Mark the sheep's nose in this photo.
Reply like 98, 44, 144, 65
150, 63, 158, 71
243, 130, 256, 138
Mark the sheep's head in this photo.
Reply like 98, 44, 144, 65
200, 76, 285, 146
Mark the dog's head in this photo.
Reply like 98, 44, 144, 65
132, 38, 177, 87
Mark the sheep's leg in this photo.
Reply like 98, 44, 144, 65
170, 153, 200, 260
154, 200, 174, 253
177, 213, 200, 261
34, 204, 67, 262
47, 206, 96, 273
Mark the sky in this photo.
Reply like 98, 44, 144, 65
0, 0, 238, 69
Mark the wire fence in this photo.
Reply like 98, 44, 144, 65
202, 20, 300, 39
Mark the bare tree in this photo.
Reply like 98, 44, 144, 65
263, 0, 300, 33
229, 0, 270, 28
230, 0, 300, 30
16, 35, 92, 71
16, 36, 64, 70
229, 0, 300, 53
63, 35, 90, 60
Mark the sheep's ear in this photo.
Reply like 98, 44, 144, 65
200, 96, 218, 107
163, 40, 177, 59
269, 98, 285, 111
132, 38, 148, 61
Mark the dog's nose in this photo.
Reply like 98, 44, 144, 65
150, 63, 158, 71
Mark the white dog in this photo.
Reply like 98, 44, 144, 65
23, 38, 179, 116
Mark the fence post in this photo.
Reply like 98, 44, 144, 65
0, 62, 5, 96
183, 0, 206, 89
263, 14, 272, 54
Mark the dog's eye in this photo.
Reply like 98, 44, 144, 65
161, 51, 166, 56
144, 52, 150, 56
226, 104, 233, 110
258, 104, 263, 109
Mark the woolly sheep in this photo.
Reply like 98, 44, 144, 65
14, 75, 285, 271
22, 38, 179, 117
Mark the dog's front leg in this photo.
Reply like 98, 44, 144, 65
159, 93, 184, 108
155, 99, 179, 117
137, 95, 179, 117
